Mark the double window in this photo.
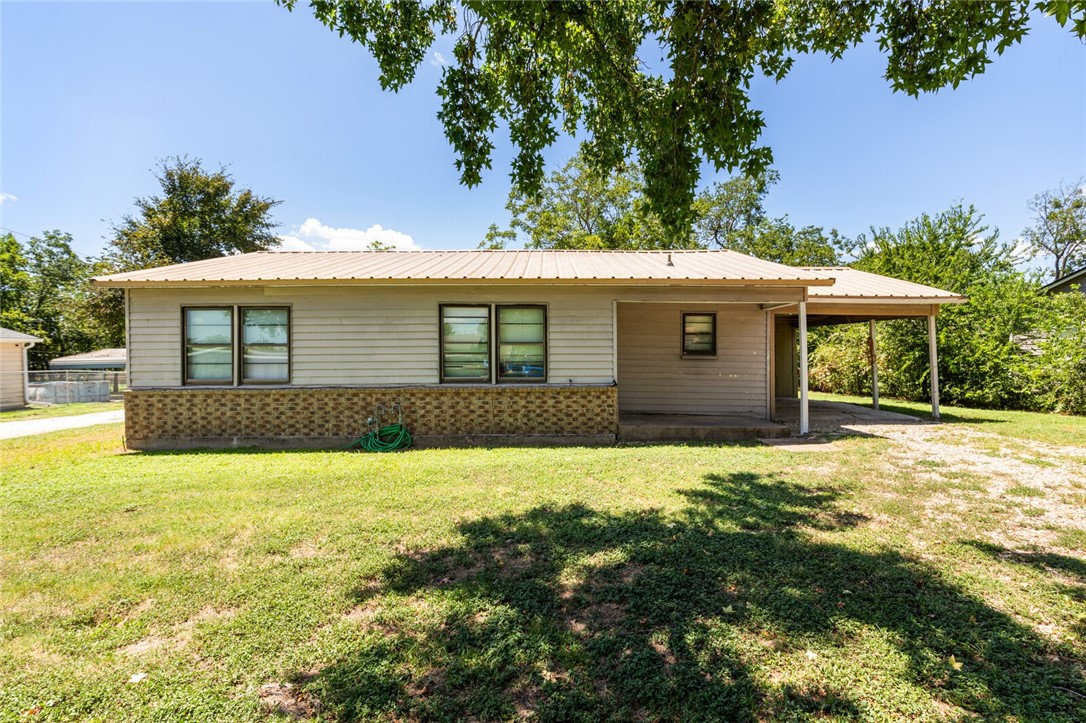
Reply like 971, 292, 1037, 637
682, 312, 716, 356
183, 307, 290, 385
440, 304, 546, 382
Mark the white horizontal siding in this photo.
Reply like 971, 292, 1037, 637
0, 344, 27, 409
616, 302, 768, 417
127, 286, 617, 387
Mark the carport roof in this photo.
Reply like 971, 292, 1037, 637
802, 267, 965, 303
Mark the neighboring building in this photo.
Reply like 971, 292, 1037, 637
1042, 266, 1086, 295
0, 327, 43, 411
48, 348, 127, 370
94, 250, 965, 450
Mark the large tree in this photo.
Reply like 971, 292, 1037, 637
94, 157, 283, 345
486, 153, 843, 264
1021, 178, 1086, 280
107, 156, 282, 270
279, 0, 1085, 236
0, 231, 100, 368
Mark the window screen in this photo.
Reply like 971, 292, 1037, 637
497, 306, 546, 381
682, 313, 716, 356
441, 305, 490, 381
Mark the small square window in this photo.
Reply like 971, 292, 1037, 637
682, 313, 716, 356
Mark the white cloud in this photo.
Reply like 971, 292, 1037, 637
0, 192, 17, 205
276, 218, 420, 252
430, 51, 448, 68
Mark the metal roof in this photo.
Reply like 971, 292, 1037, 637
0, 327, 43, 343
93, 250, 836, 288
48, 348, 127, 369
1042, 266, 1086, 292
802, 267, 966, 303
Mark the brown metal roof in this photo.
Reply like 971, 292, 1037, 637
93, 250, 837, 288
802, 267, 966, 303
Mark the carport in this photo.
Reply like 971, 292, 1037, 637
768, 267, 966, 433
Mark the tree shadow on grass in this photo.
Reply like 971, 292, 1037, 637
300, 473, 1085, 721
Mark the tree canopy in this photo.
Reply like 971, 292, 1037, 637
1021, 178, 1086, 280
485, 153, 843, 265
279, 0, 1086, 236
107, 156, 281, 271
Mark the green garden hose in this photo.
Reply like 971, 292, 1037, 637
342, 423, 412, 452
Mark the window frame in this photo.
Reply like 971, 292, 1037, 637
439, 304, 493, 384
181, 306, 236, 386
181, 305, 292, 386
681, 311, 717, 357
239, 306, 292, 385
495, 304, 548, 384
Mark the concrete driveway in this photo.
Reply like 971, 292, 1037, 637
0, 410, 125, 440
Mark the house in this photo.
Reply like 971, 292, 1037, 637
93, 250, 965, 450
1041, 266, 1086, 295
48, 348, 127, 371
0, 327, 43, 411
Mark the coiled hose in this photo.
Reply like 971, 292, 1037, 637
342, 402, 413, 452
349, 423, 412, 452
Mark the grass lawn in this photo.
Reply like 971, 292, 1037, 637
0, 401, 121, 422
1, 414, 1084, 721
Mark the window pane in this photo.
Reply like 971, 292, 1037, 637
499, 343, 545, 379
497, 307, 546, 380
187, 345, 233, 380
243, 345, 288, 381
242, 308, 288, 344
186, 308, 232, 344
442, 307, 490, 380
499, 307, 544, 324
683, 313, 715, 354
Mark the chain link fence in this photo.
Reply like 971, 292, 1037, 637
24, 370, 127, 404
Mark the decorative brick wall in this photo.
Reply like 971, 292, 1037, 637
124, 385, 617, 449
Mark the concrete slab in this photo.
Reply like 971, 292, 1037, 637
774, 398, 922, 436
618, 413, 790, 442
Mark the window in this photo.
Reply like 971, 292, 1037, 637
440, 305, 490, 382
184, 308, 234, 384
682, 312, 716, 356
497, 306, 546, 381
439, 304, 548, 383
241, 308, 290, 383
183, 306, 290, 385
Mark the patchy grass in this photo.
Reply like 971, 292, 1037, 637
1, 419, 1084, 722
810, 392, 1086, 447
0, 401, 121, 422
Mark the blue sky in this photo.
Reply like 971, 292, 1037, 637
1, 1, 1084, 260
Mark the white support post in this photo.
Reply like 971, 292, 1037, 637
799, 301, 809, 435
869, 319, 879, 411
927, 314, 940, 422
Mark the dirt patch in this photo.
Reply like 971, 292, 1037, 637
119, 636, 170, 657
289, 540, 322, 559
839, 421, 1086, 549
259, 682, 322, 719
120, 606, 238, 657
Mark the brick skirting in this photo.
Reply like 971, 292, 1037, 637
123, 385, 618, 450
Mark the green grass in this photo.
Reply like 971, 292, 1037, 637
1, 421, 1084, 722
0, 401, 121, 422
810, 391, 1086, 447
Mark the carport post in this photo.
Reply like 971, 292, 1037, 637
869, 319, 879, 410
799, 301, 809, 435
928, 314, 940, 422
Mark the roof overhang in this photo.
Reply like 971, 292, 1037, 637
93, 277, 835, 289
